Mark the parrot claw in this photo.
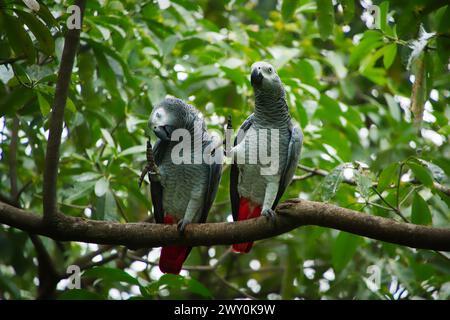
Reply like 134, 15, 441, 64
177, 219, 190, 233
262, 208, 276, 221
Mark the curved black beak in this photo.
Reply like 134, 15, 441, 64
153, 125, 174, 141
250, 69, 263, 86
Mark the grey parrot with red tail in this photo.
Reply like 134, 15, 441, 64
229, 62, 303, 253
148, 97, 222, 273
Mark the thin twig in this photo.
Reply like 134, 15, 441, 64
293, 172, 315, 181
367, 202, 394, 212
34, 194, 90, 210
213, 270, 256, 300
0, 55, 26, 65
15, 180, 32, 203
371, 187, 408, 222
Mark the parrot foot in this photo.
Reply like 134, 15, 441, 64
138, 140, 161, 188
177, 219, 190, 233
262, 208, 276, 221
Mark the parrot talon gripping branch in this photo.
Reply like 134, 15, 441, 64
138, 140, 161, 188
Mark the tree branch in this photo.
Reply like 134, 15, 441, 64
29, 234, 60, 299
1, 199, 449, 251
42, 0, 86, 223
0, 55, 27, 66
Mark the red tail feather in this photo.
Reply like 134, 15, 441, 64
159, 215, 189, 274
232, 198, 261, 253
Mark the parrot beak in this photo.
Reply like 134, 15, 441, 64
250, 68, 263, 87
153, 125, 174, 141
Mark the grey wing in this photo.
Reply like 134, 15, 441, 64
230, 114, 255, 221
200, 160, 222, 224
150, 138, 167, 224
272, 124, 303, 209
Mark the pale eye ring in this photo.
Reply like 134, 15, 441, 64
268, 67, 272, 73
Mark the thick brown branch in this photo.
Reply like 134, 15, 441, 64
1, 199, 449, 251
43, 0, 86, 223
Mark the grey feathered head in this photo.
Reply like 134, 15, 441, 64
149, 97, 205, 141
250, 61, 285, 99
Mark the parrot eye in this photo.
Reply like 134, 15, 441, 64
268, 67, 272, 73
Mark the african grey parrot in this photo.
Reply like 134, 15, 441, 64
229, 61, 303, 253
148, 97, 222, 274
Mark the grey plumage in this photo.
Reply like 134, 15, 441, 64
148, 97, 222, 230
230, 61, 303, 221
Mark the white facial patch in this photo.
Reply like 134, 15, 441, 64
150, 107, 169, 128
251, 61, 276, 76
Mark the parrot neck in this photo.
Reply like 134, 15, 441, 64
254, 93, 291, 127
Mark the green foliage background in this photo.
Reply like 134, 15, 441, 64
0, 0, 449, 299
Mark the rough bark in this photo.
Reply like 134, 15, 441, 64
1, 199, 449, 251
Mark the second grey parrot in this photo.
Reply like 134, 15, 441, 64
148, 97, 222, 273
229, 61, 303, 253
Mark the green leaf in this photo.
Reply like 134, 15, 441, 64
332, 232, 361, 272
63, 181, 96, 203
349, 31, 383, 67
58, 289, 104, 300
15, 10, 55, 56
148, 274, 212, 298
379, 1, 390, 34
411, 193, 432, 225
0, 86, 34, 117
94, 190, 116, 221
408, 162, 433, 187
118, 145, 146, 157
281, 0, 300, 21
0, 12, 36, 63
323, 50, 347, 79
35, 2, 58, 27
377, 162, 399, 192
100, 128, 115, 148
361, 67, 386, 86
316, 0, 334, 40
72, 172, 102, 182
146, 77, 166, 105
220, 66, 246, 86
37, 91, 50, 116
340, 0, 355, 24
93, 48, 119, 97
384, 93, 401, 122
95, 177, 109, 197
320, 163, 349, 201
436, 5, 450, 65
66, 98, 77, 113
383, 43, 397, 69
83, 267, 139, 285
186, 278, 213, 298
356, 170, 372, 200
